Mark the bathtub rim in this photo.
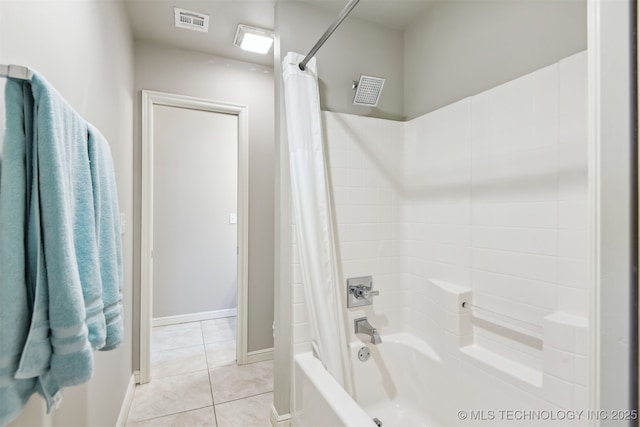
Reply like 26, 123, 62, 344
293, 352, 374, 426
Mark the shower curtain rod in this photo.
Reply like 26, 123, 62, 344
298, 0, 361, 71
0, 64, 33, 81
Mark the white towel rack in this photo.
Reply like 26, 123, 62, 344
0, 64, 33, 81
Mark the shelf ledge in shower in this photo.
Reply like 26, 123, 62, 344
460, 344, 543, 388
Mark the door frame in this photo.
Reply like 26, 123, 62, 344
140, 90, 249, 384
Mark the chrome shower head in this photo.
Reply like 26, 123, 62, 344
352, 75, 385, 107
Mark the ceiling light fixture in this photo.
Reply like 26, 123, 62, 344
234, 24, 274, 54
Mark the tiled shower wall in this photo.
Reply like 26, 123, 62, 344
291, 112, 404, 355
291, 51, 588, 405
400, 50, 588, 363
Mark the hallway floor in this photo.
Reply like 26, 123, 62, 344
126, 318, 273, 426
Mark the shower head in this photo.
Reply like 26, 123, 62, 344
352, 75, 385, 107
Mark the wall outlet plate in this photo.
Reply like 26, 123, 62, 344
347, 276, 374, 308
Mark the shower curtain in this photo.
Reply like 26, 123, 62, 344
282, 52, 352, 393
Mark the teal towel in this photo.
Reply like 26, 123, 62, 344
0, 78, 38, 427
0, 71, 123, 422
88, 125, 123, 350
12, 72, 101, 410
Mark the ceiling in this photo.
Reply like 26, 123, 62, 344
123, 0, 433, 67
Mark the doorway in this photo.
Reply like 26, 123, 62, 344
140, 90, 249, 384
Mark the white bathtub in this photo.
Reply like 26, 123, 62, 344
293, 332, 459, 427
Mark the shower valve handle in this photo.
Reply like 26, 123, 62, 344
349, 283, 378, 299
347, 276, 378, 308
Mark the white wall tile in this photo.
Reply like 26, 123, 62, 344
340, 241, 393, 261
345, 144, 363, 170
473, 248, 558, 283
330, 167, 346, 187
573, 385, 589, 411
558, 258, 588, 290
559, 51, 588, 118
472, 226, 558, 256
473, 293, 553, 329
574, 326, 588, 356
543, 316, 576, 353
293, 302, 308, 324
406, 223, 471, 246
361, 204, 393, 223
334, 204, 362, 224
473, 270, 557, 312
558, 111, 587, 148
421, 202, 471, 225
472, 202, 557, 229
558, 142, 588, 201
557, 286, 587, 318
293, 322, 310, 345
473, 74, 537, 156
344, 168, 361, 187
558, 230, 588, 261
543, 345, 575, 382
543, 374, 574, 409
472, 147, 558, 203
559, 200, 588, 231
415, 242, 472, 267
474, 330, 542, 370
573, 355, 588, 387
533, 63, 560, 148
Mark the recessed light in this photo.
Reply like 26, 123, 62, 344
234, 24, 274, 54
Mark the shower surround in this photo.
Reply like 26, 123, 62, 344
291, 51, 589, 424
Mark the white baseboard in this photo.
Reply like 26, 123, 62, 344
270, 404, 291, 427
116, 373, 137, 427
152, 308, 237, 327
247, 347, 274, 364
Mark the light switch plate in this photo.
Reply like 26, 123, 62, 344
229, 213, 237, 224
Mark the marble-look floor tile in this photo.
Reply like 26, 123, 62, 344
127, 371, 212, 422
152, 345, 207, 379
202, 317, 236, 344
152, 322, 204, 352
215, 392, 272, 427
127, 406, 216, 427
205, 340, 236, 368
209, 361, 273, 404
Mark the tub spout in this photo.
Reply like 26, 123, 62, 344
354, 317, 382, 344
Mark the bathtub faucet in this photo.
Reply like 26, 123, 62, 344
354, 317, 382, 344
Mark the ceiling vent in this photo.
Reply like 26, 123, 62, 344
174, 8, 209, 33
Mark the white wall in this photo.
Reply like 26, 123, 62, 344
0, 0, 135, 425
153, 106, 238, 318
134, 40, 274, 353
404, 0, 587, 119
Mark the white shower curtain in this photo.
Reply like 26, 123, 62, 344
282, 52, 352, 393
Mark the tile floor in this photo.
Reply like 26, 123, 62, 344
126, 317, 273, 427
